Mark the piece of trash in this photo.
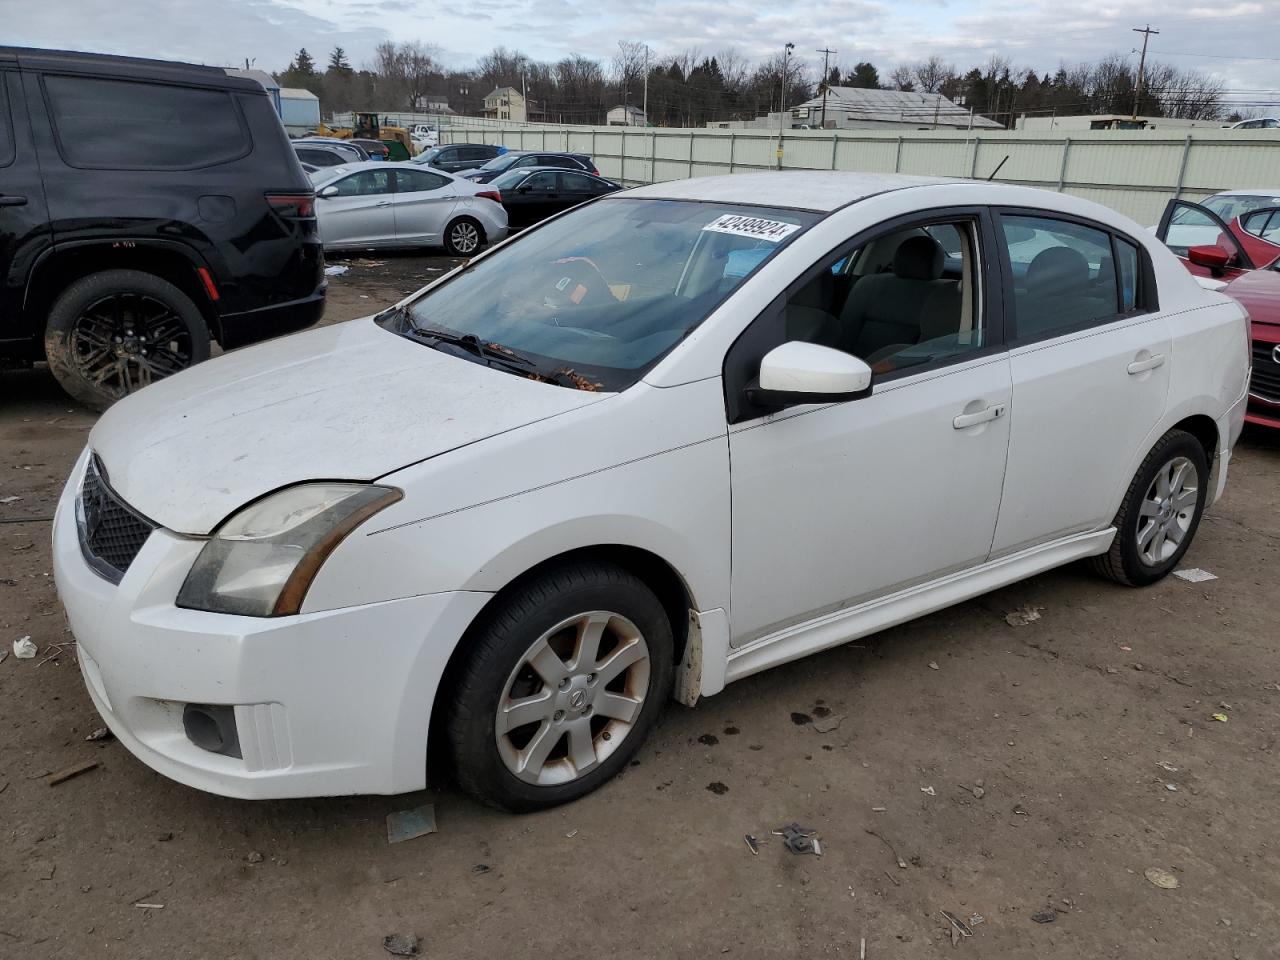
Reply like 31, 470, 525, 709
382, 933, 421, 957
386, 804, 437, 844
471, 863, 491, 875
0, 650, 7, 665
1144, 867, 1180, 889
928, 660, 939, 670
1012, 803, 1029, 816
969, 914, 985, 926
1156, 760, 1179, 773
323, 265, 349, 276
47, 760, 98, 786
1211, 713, 1228, 723
0, 495, 21, 504
1166, 783, 1178, 792
134, 903, 165, 910
941, 910, 973, 941
744, 834, 760, 856
1173, 567, 1217, 583
85, 728, 112, 742
812, 714, 844, 733
246, 851, 264, 863
860, 936, 866, 959
565, 829, 578, 838
865, 828, 908, 869
772, 823, 822, 856
1004, 606, 1043, 626
920, 786, 936, 796
790, 711, 812, 725
871, 806, 886, 812
706, 781, 729, 795
13, 636, 37, 659
156, 832, 174, 842
1120, 645, 1132, 652
1031, 906, 1057, 923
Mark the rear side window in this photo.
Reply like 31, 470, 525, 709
330, 170, 391, 197
44, 75, 249, 169
395, 169, 449, 192
0, 75, 13, 167
1115, 238, 1139, 311
461, 147, 490, 161
296, 148, 340, 167
1001, 215, 1121, 340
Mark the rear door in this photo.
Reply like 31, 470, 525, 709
390, 168, 458, 245
316, 168, 394, 247
0, 65, 50, 340
559, 172, 609, 211
991, 211, 1172, 555
508, 170, 561, 228
1156, 199, 1252, 281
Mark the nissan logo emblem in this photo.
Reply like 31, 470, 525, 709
1273, 344, 1280, 365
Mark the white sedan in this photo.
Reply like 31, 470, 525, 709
310, 161, 507, 256
54, 173, 1248, 811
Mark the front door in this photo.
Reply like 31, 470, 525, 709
728, 212, 1012, 646
317, 168, 394, 247
0, 69, 50, 340
391, 168, 458, 245
991, 211, 1172, 555
509, 171, 562, 229
1156, 199, 1252, 281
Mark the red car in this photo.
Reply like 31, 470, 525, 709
1156, 197, 1280, 428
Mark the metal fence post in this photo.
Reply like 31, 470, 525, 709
1173, 135, 1193, 199
621, 129, 626, 183
1057, 137, 1071, 191
830, 132, 839, 170
729, 133, 735, 173
651, 130, 657, 183
688, 130, 695, 178
969, 136, 981, 178
894, 136, 903, 173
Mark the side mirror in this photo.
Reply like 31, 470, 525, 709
746, 342, 873, 410
1187, 244, 1233, 274
318, 185, 339, 199
516, 185, 532, 194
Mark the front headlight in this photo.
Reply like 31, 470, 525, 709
177, 483, 402, 617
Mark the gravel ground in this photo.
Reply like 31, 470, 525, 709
1, 253, 1278, 959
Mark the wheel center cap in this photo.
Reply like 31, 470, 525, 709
568, 689, 587, 711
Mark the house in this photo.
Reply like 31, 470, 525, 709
279, 87, 320, 135
411, 92, 455, 115
708, 87, 1003, 131
483, 87, 526, 122
607, 104, 647, 127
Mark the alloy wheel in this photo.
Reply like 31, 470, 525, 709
495, 611, 651, 786
70, 293, 193, 398
450, 221, 480, 254
1135, 455, 1199, 566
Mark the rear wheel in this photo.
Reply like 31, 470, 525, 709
44, 269, 210, 410
446, 561, 673, 812
443, 217, 484, 257
1092, 429, 1209, 586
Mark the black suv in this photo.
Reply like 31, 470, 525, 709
0, 47, 325, 408
459, 151, 598, 184
414, 142, 503, 173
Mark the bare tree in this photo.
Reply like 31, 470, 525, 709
911, 55, 957, 94
889, 65, 915, 91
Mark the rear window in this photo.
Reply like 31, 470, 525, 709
43, 75, 250, 170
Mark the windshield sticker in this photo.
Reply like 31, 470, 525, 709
702, 214, 801, 243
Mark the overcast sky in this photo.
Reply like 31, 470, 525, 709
5, 0, 1278, 109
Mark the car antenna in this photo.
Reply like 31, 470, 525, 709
987, 155, 1010, 181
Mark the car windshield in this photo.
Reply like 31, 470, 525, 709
381, 198, 822, 390
1204, 194, 1280, 222
477, 153, 521, 172
491, 169, 533, 190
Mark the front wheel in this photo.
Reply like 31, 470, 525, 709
446, 562, 673, 812
1092, 429, 1210, 586
443, 217, 484, 257
44, 269, 210, 411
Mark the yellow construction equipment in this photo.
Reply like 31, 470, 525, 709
316, 113, 415, 160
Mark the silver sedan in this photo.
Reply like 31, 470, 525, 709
310, 161, 508, 256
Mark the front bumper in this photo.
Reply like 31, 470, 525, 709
216, 289, 327, 350
52, 454, 490, 799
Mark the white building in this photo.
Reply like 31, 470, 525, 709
710, 87, 1002, 131
279, 87, 320, 135
607, 104, 647, 127
483, 87, 527, 122
1016, 114, 1220, 131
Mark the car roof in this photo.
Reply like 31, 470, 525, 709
500, 166, 610, 179
621, 172, 962, 213
1209, 189, 1280, 197
0, 45, 263, 94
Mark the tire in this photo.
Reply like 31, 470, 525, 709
44, 269, 210, 411
446, 561, 674, 812
1091, 429, 1210, 587
443, 217, 485, 257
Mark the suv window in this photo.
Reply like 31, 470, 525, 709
523, 171, 558, 192
1001, 215, 1120, 340
562, 173, 603, 193
44, 75, 249, 170
296, 147, 342, 167
542, 155, 580, 168
395, 169, 450, 192
461, 146, 492, 161
0, 76, 13, 167
331, 170, 392, 197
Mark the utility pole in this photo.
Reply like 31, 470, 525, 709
816, 47, 836, 129
777, 42, 794, 170
642, 43, 650, 127
1132, 24, 1159, 120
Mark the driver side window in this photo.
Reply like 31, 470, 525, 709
781, 219, 985, 377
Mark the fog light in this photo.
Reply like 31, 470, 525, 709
183, 704, 242, 759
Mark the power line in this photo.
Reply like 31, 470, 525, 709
1132, 23, 1160, 119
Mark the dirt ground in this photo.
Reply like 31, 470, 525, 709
2, 254, 1278, 959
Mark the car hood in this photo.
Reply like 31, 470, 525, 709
89, 319, 608, 535
1224, 268, 1280, 330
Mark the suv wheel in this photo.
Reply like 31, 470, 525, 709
443, 217, 484, 257
446, 561, 673, 812
1092, 429, 1210, 586
44, 269, 211, 410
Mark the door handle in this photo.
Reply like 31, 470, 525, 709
375, 200, 391, 207
0, 195, 27, 207
953, 403, 1006, 429
1127, 353, 1166, 375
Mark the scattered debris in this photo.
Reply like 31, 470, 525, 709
882, 870, 900, 886
706, 781, 729, 795
941, 910, 973, 945
772, 823, 822, 856
812, 714, 844, 734
920, 786, 936, 797
0, 495, 21, 504
156, 832, 174, 842
1156, 760, 1179, 773
1166, 783, 1179, 792
1031, 906, 1057, 923
13, 636, 37, 659
382, 933, 421, 957
744, 834, 760, 856
697, 733, 719, 745
47, 760, 98, 786
790, 712, 812, 725
471, 864, 491, 875
134, 903, 165, 910
860, 936, 866, 959
1012, 803, 1029, 816
1004, 606, 1043, 626
386, 804, 437, 844
969, 914, 985, 926
865, 828, 908, 869
246, 851, 264, 864
323, 265, 349, 277
723, 725, 740, 735
0, 650, 7, 665
871, 806, 886, 812
1144, 867, 1180, 889
1173, 567, 1217, 583
928, 661, 939, 670
565, 829, 578, 838
1211, 713, 1229, 723
84, 728, 112, 743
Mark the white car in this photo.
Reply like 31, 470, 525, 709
53, 173, 1248, 811
310, 161, 507, 256
410, 123, 439, 151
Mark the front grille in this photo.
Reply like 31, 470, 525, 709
77, 456, 156, 583
1251, 342, 1280, 405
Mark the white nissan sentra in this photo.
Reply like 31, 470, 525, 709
53, 173, 1248, 811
